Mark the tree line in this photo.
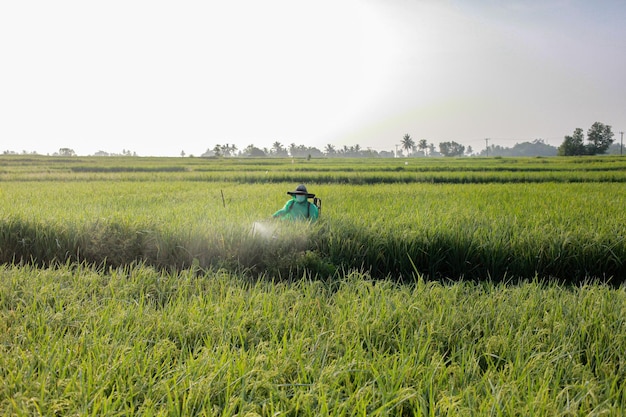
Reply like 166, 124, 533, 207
201, 121, 616, 158
4, 121, 618, 157
201, 142, 395, 158
200, 137, 556, 158
557, 122, 616, 156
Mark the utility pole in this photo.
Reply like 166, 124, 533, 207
485, 138, 490, 157
620, 131, 624, 156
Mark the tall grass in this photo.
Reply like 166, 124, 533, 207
2, 181, 625, 282
1, 264, 624, 415
2, 156, 626, 415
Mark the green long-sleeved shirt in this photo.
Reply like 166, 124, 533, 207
272, 198, 319, 222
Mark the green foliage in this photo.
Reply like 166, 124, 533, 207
587, 121, 615, 154
1, 265, 625, 415
481, 140, 557, 157
558, 123, 615, 156
558, 128, 586, 156
439, 141, 466, 157
401, 133, 415, 156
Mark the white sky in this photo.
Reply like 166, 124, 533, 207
1, 0, 625, 156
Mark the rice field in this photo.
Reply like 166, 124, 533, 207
1, 155, 625, 415
1, 156, 625, 282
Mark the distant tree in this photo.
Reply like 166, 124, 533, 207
427, 143, 437, 156
289, 143, 297, 157
212, 144, 223, 157
58, 148, 76, 156
362, 148, 378, 157
200, 147, 215, 157
337, 144, 367, 157
243, 144, 266, 157
289, 144, 324, 158
271, 141, 287, 156
401, 134, 415, 156
324, 144, 336, 156
558, 128, 587, 156
180, 150, 186, 157
418, 139, 428, 156
306, 147, 324, 158
558, 123, 614, 156
478, 140, 557, 157
221, 143, 237, 157
290, 144, 307, 158
439, 141, 465, 157
508, 140, 556, 157
586, 122, 614, 154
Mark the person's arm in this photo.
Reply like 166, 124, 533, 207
272, 199, 294, 218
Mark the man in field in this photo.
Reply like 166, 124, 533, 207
272, 184, 319, 222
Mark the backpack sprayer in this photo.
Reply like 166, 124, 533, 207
313, 196, 322, 215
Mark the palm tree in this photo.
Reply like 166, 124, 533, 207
324, 144, 336, 156
271, 141, 285, 156
401, 134, 415, 156
418, 139, 428, 156
222, 143, 236, 157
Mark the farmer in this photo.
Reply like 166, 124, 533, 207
272, 184, 319, 222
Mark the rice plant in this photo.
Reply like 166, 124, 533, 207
2, 173, 626, 282
2, 156, 626, 415
1, 264, 624, 415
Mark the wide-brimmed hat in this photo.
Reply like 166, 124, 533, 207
287, 184, 315, 198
